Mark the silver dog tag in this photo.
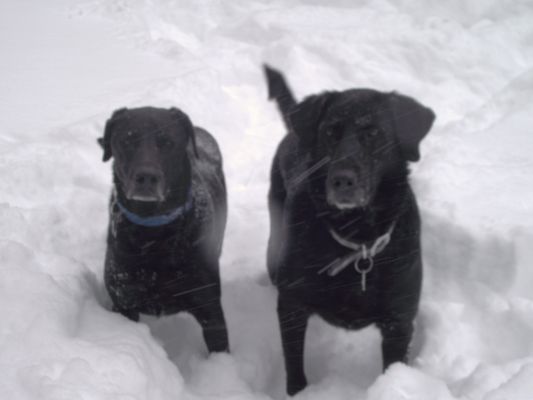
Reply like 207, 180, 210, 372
355, 255, 374, 293
361, 271, 367, 292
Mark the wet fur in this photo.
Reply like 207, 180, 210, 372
264, 65, 435, 395
100, 108, 229, 354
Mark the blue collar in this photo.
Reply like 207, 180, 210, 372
116, 191, 193, 227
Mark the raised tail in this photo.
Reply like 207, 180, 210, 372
263, 64, 297, 130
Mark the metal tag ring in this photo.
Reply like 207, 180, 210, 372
355, 257, 374, 274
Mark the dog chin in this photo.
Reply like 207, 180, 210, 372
327, 194, 370, 210
128, 194, 164, 202
328, 199, 370, 211
333, 202, 359, 211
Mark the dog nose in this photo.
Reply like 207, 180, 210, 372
133, 169, 162, 190
331, 171, 357, 191
126, 167, 165, 202
328, 170, 371, 209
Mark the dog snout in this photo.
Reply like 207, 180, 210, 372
331, 170, 356, 191
134, 169, 161, 187
128, 167, 165, 202
327, 170, 370, 209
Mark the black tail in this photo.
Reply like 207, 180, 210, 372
263, 64, 297, 130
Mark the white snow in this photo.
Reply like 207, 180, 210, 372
1, 0, 533, 399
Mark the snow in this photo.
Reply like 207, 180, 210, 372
1, 0, 533, 399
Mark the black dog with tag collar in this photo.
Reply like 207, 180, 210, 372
264, 65, 435, 395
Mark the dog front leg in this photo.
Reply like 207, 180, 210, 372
378, 320, 414, 369
190, 300, 230, 354
278, 296, 310, 396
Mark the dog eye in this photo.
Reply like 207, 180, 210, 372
123, 131, 135, 147
156, 134, 174, 149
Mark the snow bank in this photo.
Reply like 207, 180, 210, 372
1, 0, 533, 399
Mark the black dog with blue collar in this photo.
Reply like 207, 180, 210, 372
99, 106, 229, 354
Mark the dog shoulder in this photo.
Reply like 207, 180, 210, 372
192, 127, 223, 166
274, 133, 313, 198
190, 127, 226, 216
274, 133, 299, 179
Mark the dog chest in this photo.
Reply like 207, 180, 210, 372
277, 212, 421, 325
105, 227, 218, 309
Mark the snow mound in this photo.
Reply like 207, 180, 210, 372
1, 0, 533, 399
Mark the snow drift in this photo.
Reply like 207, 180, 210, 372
1, 0, 533, 399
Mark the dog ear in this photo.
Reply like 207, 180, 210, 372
99, 108, 128, 162
390, 93, 435, 162
169, 108, 199, 158
290, 92, 335, 148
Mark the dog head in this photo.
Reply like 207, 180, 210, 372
98, 107, 198, 213
289, 89, 435, 211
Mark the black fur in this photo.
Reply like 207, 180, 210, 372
99, 106, 229, 354
264, 65, 435, 395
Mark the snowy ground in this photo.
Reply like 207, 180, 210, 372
1, 0, 533, 399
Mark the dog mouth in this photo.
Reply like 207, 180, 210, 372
123, 167, 166, 203
128, 193, 165, 202
125, 183, 166, 203
327, 196, 371, 211
326, 177, 372, 210
330, 201, 361, 211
